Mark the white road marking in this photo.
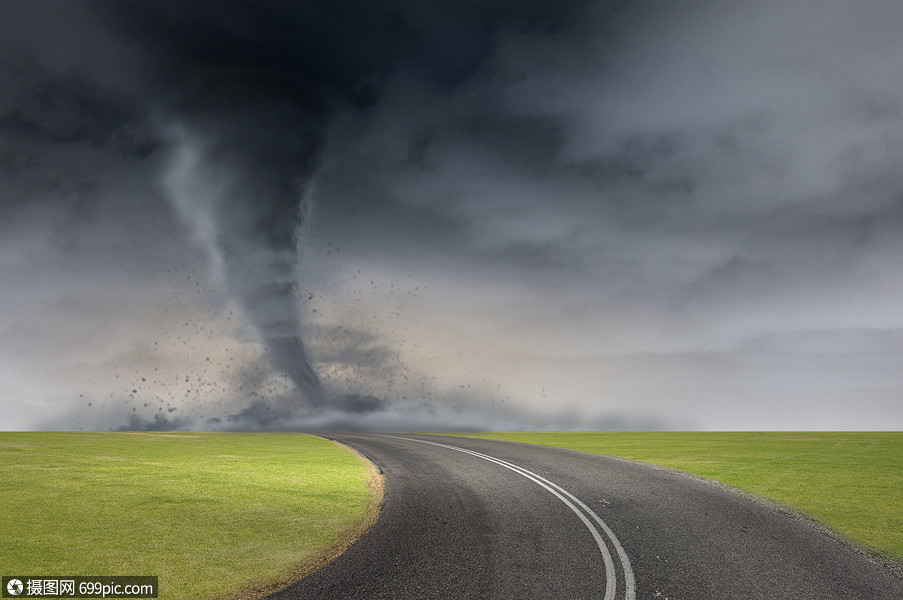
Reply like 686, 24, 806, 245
379, 435, 636, 600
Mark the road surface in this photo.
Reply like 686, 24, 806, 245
265, 433, 903, 599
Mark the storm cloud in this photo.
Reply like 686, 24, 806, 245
3, 0, 903, 430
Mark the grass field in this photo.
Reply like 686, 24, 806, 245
0, 432, 381, 600
451, 431, 903, 562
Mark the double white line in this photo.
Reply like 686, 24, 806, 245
380, 435, 636, 600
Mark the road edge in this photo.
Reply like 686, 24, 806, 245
221, 435, 385, 600
445, 433, 903, 580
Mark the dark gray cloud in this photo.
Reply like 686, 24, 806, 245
3, 0, 903, 430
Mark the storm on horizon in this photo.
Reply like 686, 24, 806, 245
3, 0, 903, 431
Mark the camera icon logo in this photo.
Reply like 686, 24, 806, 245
6, 579, 24, 596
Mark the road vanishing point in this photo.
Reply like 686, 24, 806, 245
266, 434, 903, 600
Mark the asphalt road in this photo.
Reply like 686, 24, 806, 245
266, 433, 903, 600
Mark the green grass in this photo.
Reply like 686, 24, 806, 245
449, 432, 903, 562
0, 432, 380, 600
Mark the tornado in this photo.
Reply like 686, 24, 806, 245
162, 71, 330, 408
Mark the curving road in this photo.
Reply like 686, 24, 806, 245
266, 433, 903, 600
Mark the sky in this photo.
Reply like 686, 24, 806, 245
3, 0, 903, 431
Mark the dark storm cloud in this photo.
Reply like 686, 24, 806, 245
303, 0, 903, 428
4, 0, 903, 430
133, 0, 589, 416
1, 0, 598, 428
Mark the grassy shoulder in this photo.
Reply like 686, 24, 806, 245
0, 432, 382, 600
449, 431, 903, 562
